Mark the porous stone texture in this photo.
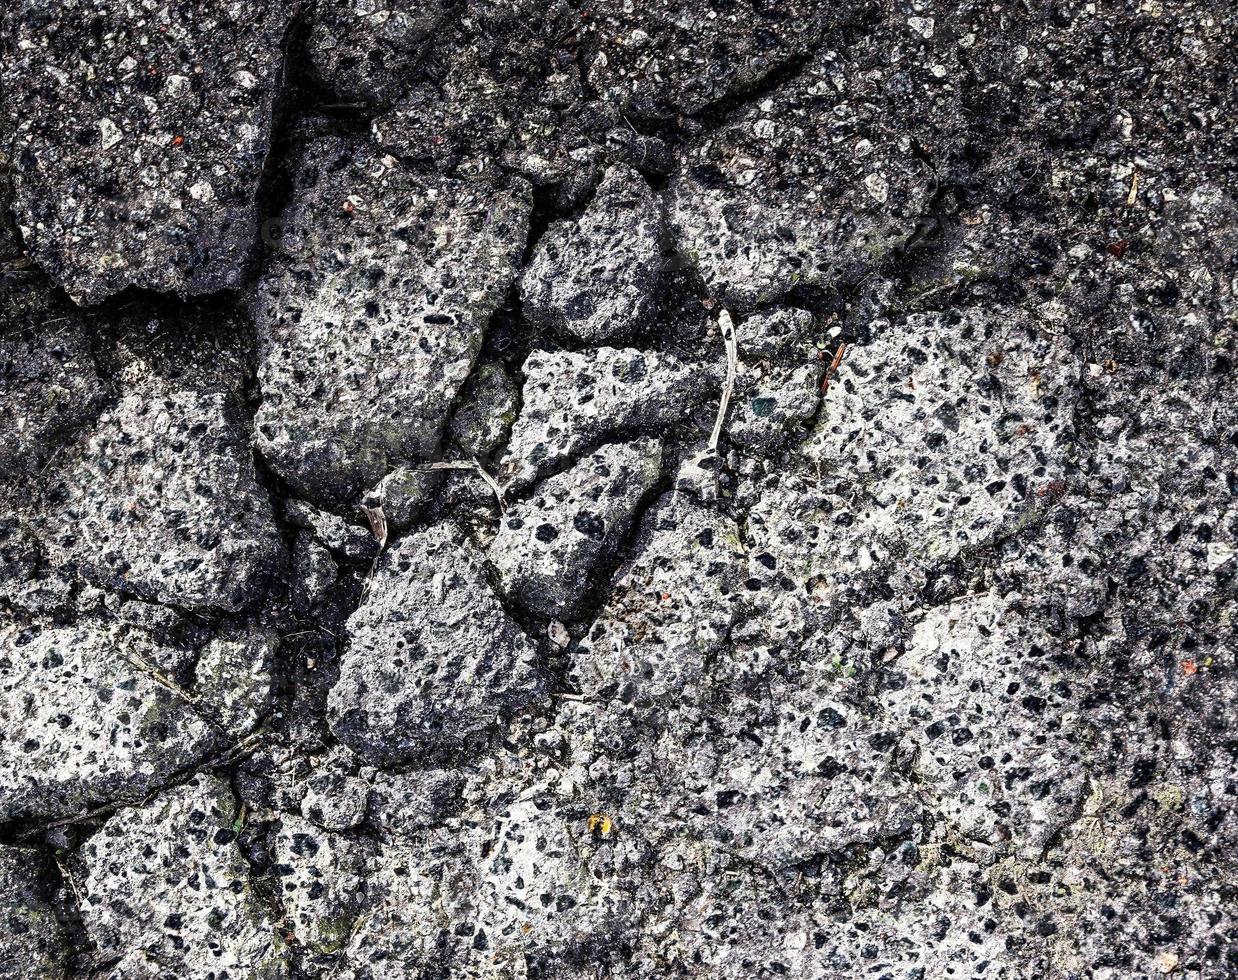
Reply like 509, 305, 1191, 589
0, 621, 220, 822
301, 762, 369, 832
500, 346, 711, 490
1, 1, 296, 304
575, 489, 746, 705
77, 775, 288, 979
33, 353, 282, 612
445, 359, 518, 460
363, 465, 442, 533
669, 20, 961, 310
273, 816, 374, 963
251, 137, 531, 502
194, 628, 277, 733
729, 307, 824, 452
490, 437, 663, 619
0, 846, 67, 979
3, 2, 1236, 978
806, 305, 1081, 569
880, 592, 1089, 858
584, 0, 864, 121
328, 524, 543, 765
520, 165, 663, 344
0, 515, 74, 615
365, 767, 462, 839
0, 276, 104, 473
0, 115, 21, 263
306, 0, 450, 106
289, 529, 339, 618
285, 498, 378, 561
369, 1, 614, 189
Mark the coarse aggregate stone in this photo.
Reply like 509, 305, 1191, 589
728, 306, 824, 452
24, 316, 283, 613
582, 0, 868, 122
0, 110, 21, 263
306, 0, 450, 107
273, 815, 375, 963
0, 620, 221, 823
446, 359, 519, 460
285, 498, 379, 562
574, 489, 746, 706
362, 465, 443, 534
0, 274, 105, 473
668, 18, 962, 311
368, 0, 677, 200
499, 346, 713, 491
1, 2, 1235, 978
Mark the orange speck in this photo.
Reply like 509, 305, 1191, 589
171, 135, 184, 147
1182, 660, 1198, 676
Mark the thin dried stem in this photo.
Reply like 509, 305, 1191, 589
357, 503, 390, 598
122, 649, 200, 708
421, 459, 506, 513
708, 309, 738, 453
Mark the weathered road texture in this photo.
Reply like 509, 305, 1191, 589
1, 2, 1236, 979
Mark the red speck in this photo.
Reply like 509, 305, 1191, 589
171, 135, 184, 147
342, 201, 355, 214
1107, 239, 1129, 258
1036, 479, 1068, 499
660, 592, 671, 602
1182, 660, 1198, 676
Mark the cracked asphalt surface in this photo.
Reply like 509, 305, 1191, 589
1, 2, 1236, 978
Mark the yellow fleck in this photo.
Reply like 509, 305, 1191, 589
587, 813, 614, 836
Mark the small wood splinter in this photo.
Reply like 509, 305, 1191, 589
821, 341, 848, 394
